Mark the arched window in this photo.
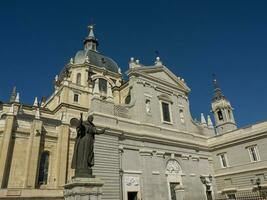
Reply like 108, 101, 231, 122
99, 78, 107, 93
76, 73, 81, 85
38, 151, 49, 186
217, 110, 223, 121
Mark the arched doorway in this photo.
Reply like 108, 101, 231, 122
165, 159, 183, 200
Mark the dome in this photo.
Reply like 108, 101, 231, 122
74, 49, 119, 73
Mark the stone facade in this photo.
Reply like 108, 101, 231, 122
0, 26, 266, 200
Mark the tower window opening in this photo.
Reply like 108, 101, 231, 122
38, 151, 49, 186
74, 93, 79, 103
76, 73, 81, 85
228, 110, 232, 120
217, 110, 223, 121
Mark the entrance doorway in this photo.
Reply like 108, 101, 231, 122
128, 191, 138, 200
170, 182, 180, 200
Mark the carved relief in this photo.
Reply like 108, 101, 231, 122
125, 177, 139, 187
166, 159, 181, 174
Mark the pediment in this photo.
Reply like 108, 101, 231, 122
149, 70, 178, 85
133, 66, 190, 93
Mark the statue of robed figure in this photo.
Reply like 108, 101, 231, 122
71, 113, 108, 178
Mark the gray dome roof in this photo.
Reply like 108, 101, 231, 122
74, 49, 119, 73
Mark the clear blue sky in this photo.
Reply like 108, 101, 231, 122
0, 0, 266, 127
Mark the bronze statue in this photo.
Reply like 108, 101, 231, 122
71, 113, 108, 177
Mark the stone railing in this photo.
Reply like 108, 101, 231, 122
114, 105, 130, 119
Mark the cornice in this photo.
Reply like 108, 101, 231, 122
93, 112, 210, 151
214, 165, 267, 177
208, 127, 267, 150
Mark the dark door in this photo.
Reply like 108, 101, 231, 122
206, 191, 213, 200
170, 182, 179, 200
128, 191, 138, 200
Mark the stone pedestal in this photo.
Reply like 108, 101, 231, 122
175, 185, 185, 200
64, 177, 104, 200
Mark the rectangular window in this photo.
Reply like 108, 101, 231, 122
219, 153, 228, 168
161, 102, 171, 122
73, 93, 79, 103
247, 146, 260, 162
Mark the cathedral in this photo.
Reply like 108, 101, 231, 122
0, 26, 266, 200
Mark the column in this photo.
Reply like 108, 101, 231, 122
0, 114, 15, 188
24, 119, 43, 188
56, 122, 70, 187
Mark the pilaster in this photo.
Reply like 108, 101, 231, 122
175, 185, 185, 200
56, 122, 70, 187
0, 114, 15, 188
61, 84, 70, 104
24, 119, 43, 188
139, 149, 153, 200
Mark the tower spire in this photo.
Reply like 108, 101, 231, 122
211, 74, 237, 134
84, 24, 99, 51
212, 74, 225, 102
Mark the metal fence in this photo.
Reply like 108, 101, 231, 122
215, 191, 267, 200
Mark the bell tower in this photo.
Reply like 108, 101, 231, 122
211, 76, 237, 134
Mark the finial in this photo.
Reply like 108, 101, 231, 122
155, 56, 162, 66
88, 24, 95, 38
9, 86, 17, 103
118, 67, 122, 74
85, 56, 90, 63
130, 57, 134, 62
15, 93, 20, 103
212, 73, 225, 101
207, 115, 213, 128
33, 97, 38, 107
70, 58, 74, 64
136, 59, 140, 64
55, 75, 58, 81
201, 113, 207, 125
41, 96, 46, 107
